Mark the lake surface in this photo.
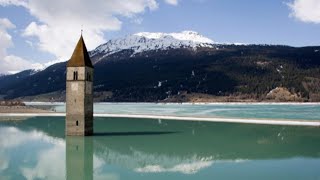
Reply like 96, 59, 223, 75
1, 113, 320, 179
36, 102, 320, 120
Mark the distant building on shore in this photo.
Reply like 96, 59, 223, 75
66, 35, 94, 136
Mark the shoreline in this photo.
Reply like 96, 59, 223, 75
0, 112, 319, 127
0, 106, 54, 113
23, 102, 320, 106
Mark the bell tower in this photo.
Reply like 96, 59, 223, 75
66, 35, 94, 136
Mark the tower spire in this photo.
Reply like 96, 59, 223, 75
67, 35, 93, 68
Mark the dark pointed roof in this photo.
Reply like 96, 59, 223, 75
67, 35, 93, 68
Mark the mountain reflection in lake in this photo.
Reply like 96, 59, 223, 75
0, 116, 320, 180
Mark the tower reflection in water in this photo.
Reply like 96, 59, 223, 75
66, 137, 93, 180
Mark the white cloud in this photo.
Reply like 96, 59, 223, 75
0, 126, 64, 149
0, 18, 43, 74
0, 18, 15, 29
0, 18, 15, 58
0, 0, 27, 7
288, 0, 320, 23
0, 152, 8, 171
0, 0, 160, 60
21, 144, 65, 180
0, 126, 66, 180
164, 0, 179, 6
3, 55, 44, 74
0, 126, 118, 180
132, 17, 144, 25
135, 161, 213, 174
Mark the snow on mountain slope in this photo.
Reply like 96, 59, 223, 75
91, 31, 215, 60
8, 31, 215, 75
134, 31, 214, 44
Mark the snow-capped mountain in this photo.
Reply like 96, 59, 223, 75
1, 36, 319, 102
91, 31, 215, 61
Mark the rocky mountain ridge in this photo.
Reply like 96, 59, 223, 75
0, 31, 320, 102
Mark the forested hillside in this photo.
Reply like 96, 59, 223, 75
0, 45, 319, 102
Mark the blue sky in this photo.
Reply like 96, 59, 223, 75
0, 0, 319, 73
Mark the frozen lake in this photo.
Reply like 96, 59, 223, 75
1, 103, 319, 179
27, 102, 320, 121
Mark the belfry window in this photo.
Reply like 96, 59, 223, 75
86, 72, 91, 81
73, 71, 78, 80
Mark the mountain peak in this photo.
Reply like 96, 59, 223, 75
134, 31, 214, 44
91, 31, 215, 60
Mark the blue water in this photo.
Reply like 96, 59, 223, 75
0, 117, 320, 180
49, 103, 320, 120
1, 103, 320, 179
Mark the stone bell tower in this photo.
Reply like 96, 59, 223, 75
66, 35, 94, 136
